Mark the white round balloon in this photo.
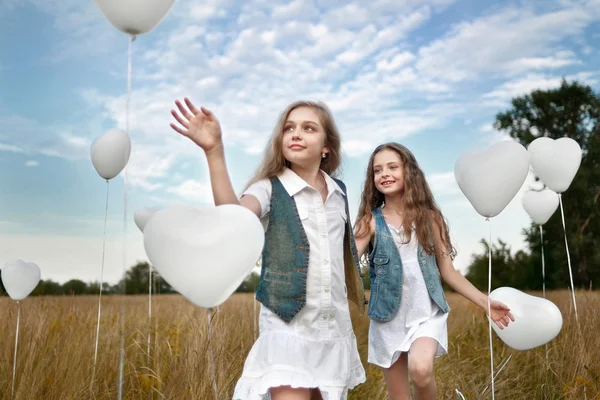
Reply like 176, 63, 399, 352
94, 0, 176, 35
90, 128, 132, 180
1, 259, 41, 301
528, 137, 582, 193
489, 287, 562, 350
134, 207, 162, 232
522, 188, 559, 225
454, 140, 530, 218
143, 204, 265, 308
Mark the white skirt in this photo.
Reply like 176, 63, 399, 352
233, 304, 366, 400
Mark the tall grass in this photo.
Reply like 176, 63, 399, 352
1, 290, 597, 399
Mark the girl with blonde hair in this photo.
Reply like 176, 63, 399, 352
170, 98, 367, 400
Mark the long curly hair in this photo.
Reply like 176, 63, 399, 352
355, 142, 456, 259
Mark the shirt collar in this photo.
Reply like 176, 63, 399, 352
278, 167, 345, 197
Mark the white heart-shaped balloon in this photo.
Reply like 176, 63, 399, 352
134, 207, 162, 232
143, 204, 265, 308
90, 128, 132, 180
522, 188, 559, 225
528, 137, 582, 193
93, 0, 176, 35
454, 141, 530, 218
1, 259, 41, 301
489, 287, 562, 350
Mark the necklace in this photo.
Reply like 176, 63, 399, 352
316, 173, 326, 193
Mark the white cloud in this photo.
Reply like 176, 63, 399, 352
428, 172, 460, 197
272, 0, 319, 21
25, 160, 39, 167
167, 179, 214, 203
0, 143, 24, 153
415, 5, 597, 82
376, 51, 416, 72
481, 71, 598, 107
504, 51, 581, 75
343, 140, 376, 157
0, 115, 89, 159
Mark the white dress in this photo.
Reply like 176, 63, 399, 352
368, 224, 448, 368
233, 168, 366, 400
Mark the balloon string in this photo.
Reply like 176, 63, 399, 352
253, 294, 257, 341
559, 195, 587, 398
540, 225, 548, 362
487, 217, 495, 400
207, 309, 219, 399
148, 266, 152, 367
11, 301, 20, 399
91, 180, 110, 395
117, 33, 135, 400
480, 354, 513, 397
558, 194, 579, 324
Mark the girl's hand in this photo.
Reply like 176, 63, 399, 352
487, 299, 515, 330
170, 98, 223, 155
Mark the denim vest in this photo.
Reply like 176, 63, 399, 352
255, 176, 366, 323
367, 207, 450, 322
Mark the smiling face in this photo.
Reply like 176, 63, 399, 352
373, 148, 405, 197
281, 106, 329, 169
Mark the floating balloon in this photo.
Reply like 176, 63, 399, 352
143, 204, 265, 308
134, 207, 162, 232
489, 287, 562, 350
90, 128, 132, 180
522, 188, 559, 225
1, 260, 41, 301
93, 0, 176, 36
528, 137, 582, 193
454, 141, 530, 218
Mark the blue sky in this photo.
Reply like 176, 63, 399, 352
0, 0, 598, 284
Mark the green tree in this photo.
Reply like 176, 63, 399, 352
237, 272, 261, 293
466, 239, 535, 291
115, 261, 174, 295
62, 279, 88, 295
86, 281, 101, 295
32, 279, 63, 295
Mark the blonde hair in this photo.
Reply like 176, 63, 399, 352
355, 142, 456, 259
243, 100, 342, 191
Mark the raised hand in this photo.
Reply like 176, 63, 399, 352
170, 98, 223, 154
487, 299, 515, 330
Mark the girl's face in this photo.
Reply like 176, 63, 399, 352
281, 107, 328, 169
373, 149, 405, 196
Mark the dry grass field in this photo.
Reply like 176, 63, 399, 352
1, 290, 598, 399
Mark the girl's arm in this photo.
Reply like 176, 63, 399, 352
430, 214, 515, 329
170, 98, 262, 218
354, 216, 375, 259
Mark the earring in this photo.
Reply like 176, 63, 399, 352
321, 153, 327, 159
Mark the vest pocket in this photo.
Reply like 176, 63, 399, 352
373, 254, 389, 277
264, 270, 291, 284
